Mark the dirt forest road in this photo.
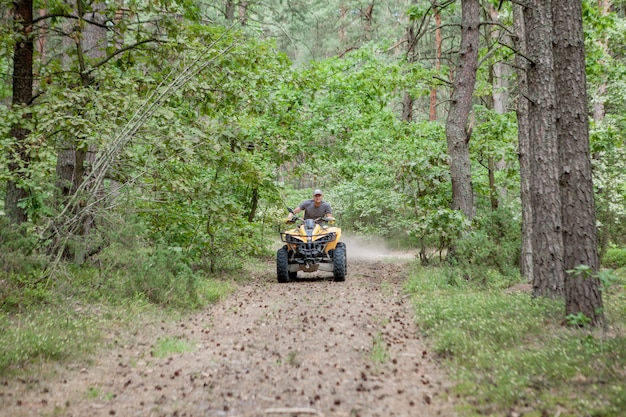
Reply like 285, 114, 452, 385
2, 239, 456, 417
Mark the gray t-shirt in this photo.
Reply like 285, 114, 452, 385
298, 199, 332, 220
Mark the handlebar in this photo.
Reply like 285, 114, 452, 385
285, 215, 334, 225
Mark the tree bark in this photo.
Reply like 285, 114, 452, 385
487, 3, 509, 115
56, 0, 107, 200
5, 0, 34, 225
524, 0, 565, 298
513, 4, 533, 282
362, 4, 374, 41
402, 2, 417, 123
225, 0, 235, 21
444, 0, 479, 220
239, 1, 248, 25
592, 0, 611, 121
485, 3, 509, 212
339, 6, 347, 42
429, 5, 442, 121
552, 0, 604, 326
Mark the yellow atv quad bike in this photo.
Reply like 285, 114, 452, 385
277, 208, 347, 283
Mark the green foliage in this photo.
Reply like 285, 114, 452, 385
406, 266, 626, 417
84, 215, 232, 309
602, 247, 626, 269
0, 218, 50, 311
470, 106, 520, 199
565, 311, 592, 327
447, 207, 522, 283
592, 125, 626, 251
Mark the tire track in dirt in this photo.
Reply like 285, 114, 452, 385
1, 255, 456, 417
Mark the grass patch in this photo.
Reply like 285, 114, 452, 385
0, 307, 99, 374
85, 386, 115, 401
371, 332, 390, 365
406, 265, 626, 417
151, 337, 194, 358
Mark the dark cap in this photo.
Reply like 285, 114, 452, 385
313, 189, 322, 196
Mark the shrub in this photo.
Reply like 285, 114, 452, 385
602, 247, 626, 269
0, 219, 50, 311
449, 207, 522, 285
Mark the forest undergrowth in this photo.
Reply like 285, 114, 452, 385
406, 263, 626, 417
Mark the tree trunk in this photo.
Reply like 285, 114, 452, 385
225, 0, 235, 21
592, 0, 611, 121
362, 4, 374, 41
524, 0, 565, 298
488, 156, 498, 211
552, 0, 604, 326
488, 4, 509, 115
5, 0, 34, 225
485, 3, 509, 212
429, 5, 442, 121
248, 187, 259, 222
56, 0, 107, 200
339, 6, 347, 42
53, 0, 107, 261
239, 1, 248, 25
513, 4, 533, 282
402, 4, 417, 123
444, 0, 479, 220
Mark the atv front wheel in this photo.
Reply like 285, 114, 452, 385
333, 242, 347, 282
277, 246, 290, 283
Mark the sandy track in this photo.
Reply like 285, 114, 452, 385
1, 251, 455, 417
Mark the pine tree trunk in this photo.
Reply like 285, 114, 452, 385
363, 4, 374, 41
429, 7, 442, 121
403, 7, 416, 123
592, 0, 611, 121
524, 0, 565, 297
513, 4, 533, 282
225, 1, 235, 21
239, 1, 248, 25
444, 0, 479, 220
56, 0, 107, 198
5, 0, 33, 225
552, 0, 604, 326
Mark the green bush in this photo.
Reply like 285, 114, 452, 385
0, 219, 50, 311
602, 247, 626, 269
448, 208, 522, 285
97, 244, 197, 307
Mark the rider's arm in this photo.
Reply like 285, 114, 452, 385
288, 206, 303, 219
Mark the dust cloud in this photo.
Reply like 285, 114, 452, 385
341, 234, 416, 261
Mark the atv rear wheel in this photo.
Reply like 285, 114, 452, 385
333, 242, 347, 281
277, 246, 290, 283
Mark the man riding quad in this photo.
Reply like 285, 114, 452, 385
287, 189, 332, 223
277, 189, 347, 283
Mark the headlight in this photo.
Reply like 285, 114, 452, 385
282, 234, 302, 243
313, 232, 336, 243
